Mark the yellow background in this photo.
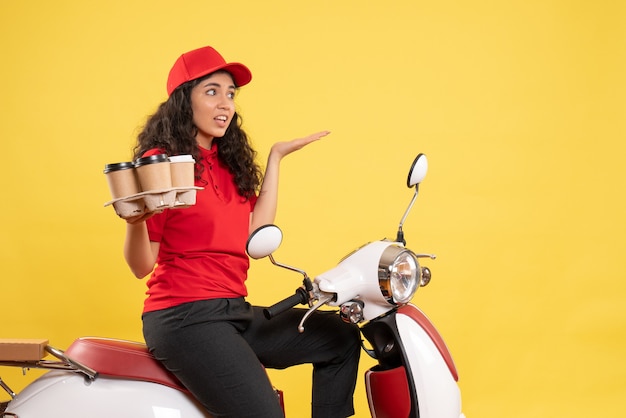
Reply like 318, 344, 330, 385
1, 0, 625, 416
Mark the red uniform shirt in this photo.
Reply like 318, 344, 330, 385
142, 145, 257, 313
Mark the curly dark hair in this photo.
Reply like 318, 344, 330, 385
132, 73, 262, 199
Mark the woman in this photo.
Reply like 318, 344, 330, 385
122, 46, 360, 418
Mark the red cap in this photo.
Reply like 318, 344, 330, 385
166, 46, 252, 96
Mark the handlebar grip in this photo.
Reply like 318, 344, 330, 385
263, 288, 308, 319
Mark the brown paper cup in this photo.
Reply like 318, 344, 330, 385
134, 154, 172, 191
169, 155, 195, 187
104, 162, 141, 199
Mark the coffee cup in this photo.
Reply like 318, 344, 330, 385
134, 154, 172, 191
103, 162, 141, 199
168, 155, 195, 187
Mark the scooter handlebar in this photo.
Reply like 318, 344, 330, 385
264, 288, 309, 319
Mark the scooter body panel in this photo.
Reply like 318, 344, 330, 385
5, 371, 210, 418
396, 309, 462, 418
365, 365, 412, 418
316, 241, 397, 320
362, 304, 463, 418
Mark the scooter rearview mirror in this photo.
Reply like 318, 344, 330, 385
246, 224, 283, 260
407, 153, 428, 188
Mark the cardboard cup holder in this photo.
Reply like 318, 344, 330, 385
104, 154, 201, 219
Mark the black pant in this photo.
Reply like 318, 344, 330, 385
142, 298, 361, 418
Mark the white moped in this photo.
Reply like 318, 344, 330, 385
247, 153, 465, 418
0, 153, 464, 417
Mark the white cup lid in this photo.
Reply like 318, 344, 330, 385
168, 155, 195, 163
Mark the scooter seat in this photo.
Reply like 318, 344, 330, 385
64, 337, 188, 392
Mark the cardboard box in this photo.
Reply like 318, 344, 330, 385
0, 339, 48, 361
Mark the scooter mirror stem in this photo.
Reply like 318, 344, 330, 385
268, 254, 309, 281
268, 255, 317, 308
396, 186, 419, 244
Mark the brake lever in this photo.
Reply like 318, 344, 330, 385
297, 294, 334, 333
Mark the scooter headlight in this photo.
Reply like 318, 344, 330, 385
378, 246, 420, 305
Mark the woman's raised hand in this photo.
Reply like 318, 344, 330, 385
270, 130, 330, 160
